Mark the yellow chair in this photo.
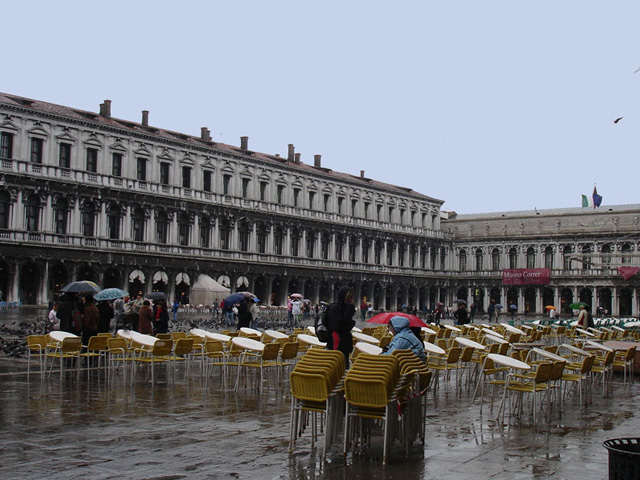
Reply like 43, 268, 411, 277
592, 350, 615, 395
235, 343, 280, 392
504, 361, 553, 424
46, 337, 82, 377
132, 339, 173, 383
106, 337, 132, 381
27, 335, 48, 377
169, 338, 194, 378
79, 335, 108, 380
562, 354, 595, 406
612, 346, 635, 385
203, 340, 226, 385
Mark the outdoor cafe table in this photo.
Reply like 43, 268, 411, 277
511, 342, 545, 351
444, 325, 461, 332
582, 339, 614, 353
129, 331, 157, 348
484, 333, 510, 344
527, 347, 567, 363
190, 328, 231, 343
423, 341, 446, 356
558, 343, 593, 358
354, 342, 383, 355
352, 331, 380, 345
231, 336, 265, 352
501, 323, 525, 335
421, 327, 438, 335
482, 328, 504, 338
49, 331, 79, 343
575, 328, 595, 338
352, 326, 362, 333
297, 334, 326, 348
305, 326, 316, 335
455, 337, 486, 350
610, 326, 626, 333
239, 327, 262, 336
264, 329, 289, 340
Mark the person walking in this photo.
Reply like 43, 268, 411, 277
325, 286, 356, 367
152, 300, 169, 335
454, 304, 469, 326
138, 300, 154, 335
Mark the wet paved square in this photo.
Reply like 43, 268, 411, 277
0, 350, 638, 480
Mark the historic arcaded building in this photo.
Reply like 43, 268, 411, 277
0, 92, 638, 315
0, 93, 449, 310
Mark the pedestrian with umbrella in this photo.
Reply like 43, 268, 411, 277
325, 286, 356, 367
454, 302, 469, 325
487, 301, 496, 323
509, 304, 517, 321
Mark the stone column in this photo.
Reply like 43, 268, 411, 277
44, 195, 53, 232
124, 205, 131, 240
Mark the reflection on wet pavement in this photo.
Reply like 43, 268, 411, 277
1, 353, 637, 480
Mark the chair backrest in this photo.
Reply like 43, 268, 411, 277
97, 332, 113, 337
87, 335, 108, 352
602, 350, 615, 367
107, 337, 128, 351
27, 335, 47, 351
280, 342, 299, 360
459, 346, 474, 363
446, 347, 461, 364
156, 333, 172, 340
498, 343, 510, 355
174, 338, 194, 356
581, 354, 596, 374
171, 332, 187, 341
62, 337, 83, 354
533, 361, 553, 383
624, 346, 636, 362
152, 340, 173, 356
261, 343, 280, 361
548, 360, 565, 381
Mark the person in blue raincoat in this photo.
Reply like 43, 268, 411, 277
382, 316, 426, 362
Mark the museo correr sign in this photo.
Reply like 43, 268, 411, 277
502, 268, 551, 285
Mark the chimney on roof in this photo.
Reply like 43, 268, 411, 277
240, 136, 249, 150
141, 110, 149, 126
99, 100, 111, 118
288, 144, 295, 161
294, 153, 301, 164
360, 170, 365, 178
201, 127, 212, 142
314, 154, 321, 168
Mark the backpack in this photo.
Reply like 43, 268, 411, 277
315, 307, 331, 343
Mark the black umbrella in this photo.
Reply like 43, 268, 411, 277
453, 299, 467, 304
146, 291, 168, 302
61, 280, 100, 294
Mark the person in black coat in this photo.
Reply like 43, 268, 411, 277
56, 292, 76, 333
152, 300, 170, 335
326, 286, 356, 367
236, 297, 251, 330
454, 304, 469, 325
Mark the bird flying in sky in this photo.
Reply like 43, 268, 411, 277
635, 66, 640, 74
614, 117, 624, 124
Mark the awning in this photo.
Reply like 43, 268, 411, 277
217, 275, 230, 288
153, 271, 169, 284
236, 275, 249, 288
129, 269, 145, 283
176, 272, 191, 286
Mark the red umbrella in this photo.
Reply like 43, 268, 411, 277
367, 312, 428, 328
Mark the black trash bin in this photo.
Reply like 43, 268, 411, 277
603, 438, 640, 480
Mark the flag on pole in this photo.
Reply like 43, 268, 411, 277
581, 194, 592, 208
592, 186, 602, 208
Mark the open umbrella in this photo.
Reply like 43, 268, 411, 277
509, 304, 517, 310
61, 280, 100, 294
367, 312, 427, 328
95, 288, 128, 301
569, 302, 588, 310
494, 304, 504, 310
290, 293, 303, 299
545, 305, 556, 310
146, 291, 168, 302
453, 299, 467, 304
224, 292, 255, 305
435, 301, 444, 307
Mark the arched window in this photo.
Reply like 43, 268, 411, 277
107, 203, 121, 240
131, 207, 146, 242
178, 212, 191, 247
306, 230, 316, 258
601, 244, 611, 266
290, 227, 301, 257
526, 247, 536, 269
475, 248, 483, 271
273, 226, 284, 255
398, 242, 406, 266
218, 217, 231, 250
156, 211, 169, 244
387, 241, 395, 265
53, 197, 68, 235
81, 201, 96, 238
256, 222, 267, 254
25, 194, 41, 232
621, 244, 632, 265
459, 250, 467, 271
335, 235, 344, 261
321, 232, 330, 260
509, 247, 518, 269
238, 220, 250, 252
491, 248, 500, 271
0, 190, 10, 229
199, 216, 211, 248
544, 246, 553, 269
563, 245, 573, 270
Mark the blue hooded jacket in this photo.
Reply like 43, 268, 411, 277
383, 316, 426, 362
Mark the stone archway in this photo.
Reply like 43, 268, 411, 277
103, 268, 121, 290
620, 288, 633, 316
560, 288, 574, 314
49, 263, 68, 297
20, 262, 39, 305
598, 288, 612, 315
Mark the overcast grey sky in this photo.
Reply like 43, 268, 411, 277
4, 0, 639, 213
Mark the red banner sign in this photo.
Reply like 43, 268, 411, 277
502, 268, 551, 285
618, 267, 640, 280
